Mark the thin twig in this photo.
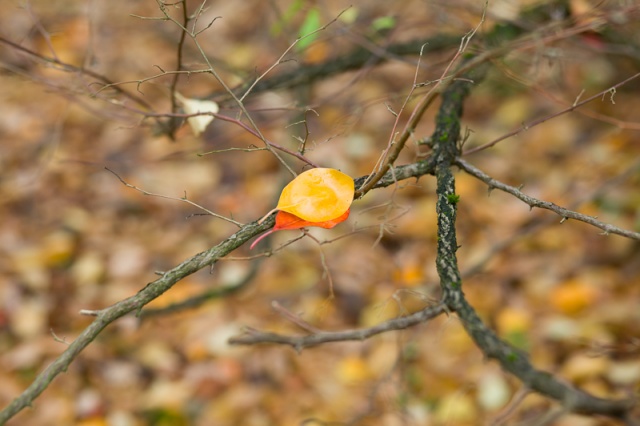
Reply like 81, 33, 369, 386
203, 113, 319, 167
0, 36, 155, 113
206, 34, 462, 102
494, 63, 640, 131
49, 329, 70, 345
105, 167, 243, 227
166, 0, 189, 139
140, 259, 261, 318
92, 69, 212, 97
239, 8, 350, 102
228, 304, 446, 351
271, 301, 324, 334
355, 4, 487, 199
463, 71, 640, 155
455, 159, 640, 240
154, 0, 297, 176
24, 0, 58, 61
490, 387, 531, 425
457, 157, 640, 281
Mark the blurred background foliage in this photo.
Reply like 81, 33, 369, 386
0, 0, 639, 425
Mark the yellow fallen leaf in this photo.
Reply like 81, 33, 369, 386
76, 418, 108, 426
496, 306, 532, 349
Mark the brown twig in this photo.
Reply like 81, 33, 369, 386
271, 301, 324, 334
494, 62, 640, 131
355, 3, 487, 199
431, 45, 635, 421
228, 304, 446, 351
167, 0, 190, 139
0, 155, 442, 424
0, 36, 155, 113
105, 167, 243, 227
463, 71, 640, 155
201, 113, 319, 167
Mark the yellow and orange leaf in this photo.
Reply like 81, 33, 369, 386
252, 168, 354, 249
276, 168, 354, 222
250, 209, 350, 250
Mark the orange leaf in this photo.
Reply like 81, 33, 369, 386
275, 208, 350, 230
250, 209, 350, 249
276, 168, 354, 222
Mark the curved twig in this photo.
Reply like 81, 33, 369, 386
207, 34, 462, 104
105, 167, 244, 227
0, 35, 163, 121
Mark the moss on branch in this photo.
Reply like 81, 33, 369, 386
429, 60, 635, 419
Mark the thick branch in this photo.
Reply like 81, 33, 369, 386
452, 296, 635, 417
208, 35, 461, 103
0, 216, 274, 424
431, 62, 635, 419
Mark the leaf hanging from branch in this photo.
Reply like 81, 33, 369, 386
252, 168, 354, 248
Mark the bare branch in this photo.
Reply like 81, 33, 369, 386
271, 301, 324, 334
206, 34, 461, 102
0, 154, 441, 424
355, 4, 487, 199
463, 71, 640, 155
202, 113, 319, 167
239, 8, 350, 102
455, 159, 640, 240
228, 304, 446, 351
91, 69, 211, 96
0, 36, 156, 113
167, 1, 192, 138
431, 56, 635, 421
153, 0, 297, 176
139, 258, 261, 318
105, 167, 244, 227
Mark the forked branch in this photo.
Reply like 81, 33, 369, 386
431, 59, 635, 420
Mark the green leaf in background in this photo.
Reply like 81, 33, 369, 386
371, 15, 396, 33
296, 7, 321, 51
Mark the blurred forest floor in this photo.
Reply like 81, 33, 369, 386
0, 0, 639, 425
